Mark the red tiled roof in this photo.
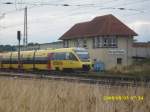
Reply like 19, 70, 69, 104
59, 14, 137, 40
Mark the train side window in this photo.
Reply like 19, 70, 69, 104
69, 53, 78, 61
34, 56, 47, 64
52, 53, 66, 60
22, 56, 34, 64
59, 53, 66, 60
11, 57, 18, 64
51, 54, 55, 60
1, 57, 10, 64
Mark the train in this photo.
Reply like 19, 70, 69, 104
0, 48, 92, 72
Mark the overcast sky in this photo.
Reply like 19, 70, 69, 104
0, 0, 150, 45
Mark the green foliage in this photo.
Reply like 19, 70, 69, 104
0, 45, 16, 52
28, 43, 39, 46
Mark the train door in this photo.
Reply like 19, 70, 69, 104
51, 52, 65, 71
9, 52, 12, 69
47, 53, 53, 70
20, 54, 23, 69
0, 54, 2, 69
65, 52, 81, 69
33, 50, 36, 70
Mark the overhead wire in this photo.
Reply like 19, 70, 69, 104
115, 0, 150, 7
0, 0, 149, 30
0, 1, 145, 16
101, 0, 150, 19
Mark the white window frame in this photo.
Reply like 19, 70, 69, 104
83, 39, 87, 48
63, 40, 69, 48
97, 37, 102, 48
93, 37, 102, 48
102, 37, 109, 47
77, 39, 83, 47
93, 36, 117, 48
111, 37, 117, 47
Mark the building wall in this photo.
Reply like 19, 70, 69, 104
65, 36, 133, 70
132, 46, 150, 58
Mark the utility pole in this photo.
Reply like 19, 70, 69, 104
23, 6, 28, 47
17, 31, 21, 70
23, 7, 26, 47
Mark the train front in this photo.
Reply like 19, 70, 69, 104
74, 48, 92, 71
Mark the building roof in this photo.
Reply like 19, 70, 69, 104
39, 41, 63, 46
59, 14, 137, 40
133, 42, 150, 47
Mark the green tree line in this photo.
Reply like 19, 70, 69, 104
0, 45, 16, 52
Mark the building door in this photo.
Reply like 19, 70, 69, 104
117, 58, 122, 64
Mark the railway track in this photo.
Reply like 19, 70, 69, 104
0, 70, 150, 87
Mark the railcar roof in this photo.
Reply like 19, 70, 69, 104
1, 47, 87, 54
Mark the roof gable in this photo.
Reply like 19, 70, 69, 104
59, 14, 137, 40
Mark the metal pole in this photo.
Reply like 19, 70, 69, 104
17, 31, 21, 70
26, 7, 28, 46
126, 38, 128, 66
23, 7, 26, 48
25, 6, 28, 46
23, 6, 28, 48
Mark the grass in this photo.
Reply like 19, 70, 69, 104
108, 59, 150, 76
0, 77, 149, 112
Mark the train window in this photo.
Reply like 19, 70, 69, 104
52, 53, 66, 60
69, 53, 78, 61
34, 56, 48, 64
22, 57, 33, 64
2, 57, 10, 64
11, 57, 18, 64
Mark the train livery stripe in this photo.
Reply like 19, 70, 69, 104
0, 48, 92, 71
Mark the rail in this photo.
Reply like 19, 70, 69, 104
0, 70, 150, 87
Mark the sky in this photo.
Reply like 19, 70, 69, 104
0, 0, 150, 45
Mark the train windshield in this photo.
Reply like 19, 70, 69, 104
75, 50, 90, 62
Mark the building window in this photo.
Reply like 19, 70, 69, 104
63, 40, 69, 48
117, 58, 122, 64
77, 39, 80, 47
93, 37, 117, 48
78, 39, 83, 47
111, 37, 117, 47
93, 37, 102, 48
96, 37, 102, 48
103, 38, 109, 47
93, 38, 95, 48
74, 40, 78, 47
83, 39, 87, 48
74, 38, 87, 48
